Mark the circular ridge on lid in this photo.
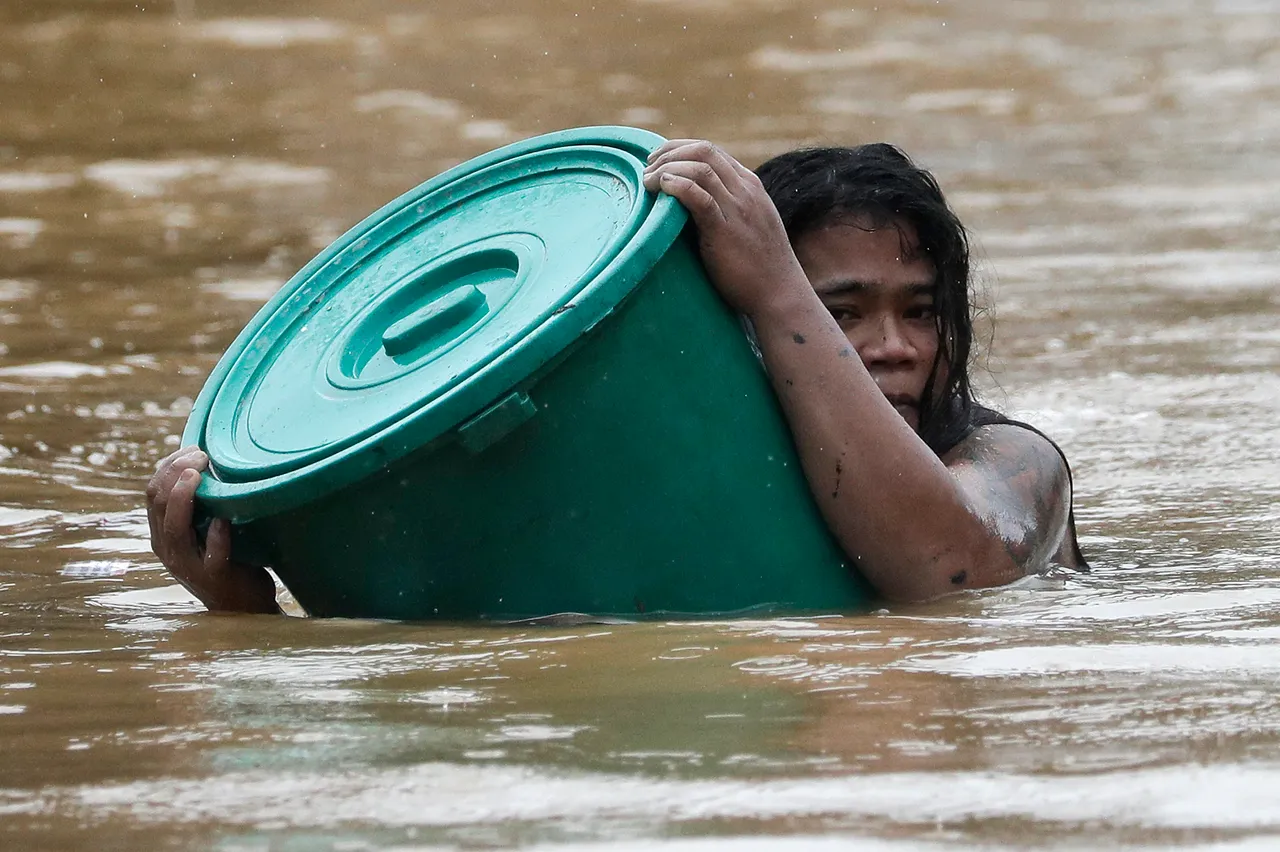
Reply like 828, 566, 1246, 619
187, 126, 689, 519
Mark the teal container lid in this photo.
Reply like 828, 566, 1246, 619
184, 126, 688, 520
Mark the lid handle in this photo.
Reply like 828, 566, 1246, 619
381, 284, 488, 357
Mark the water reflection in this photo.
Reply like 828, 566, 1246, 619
6, 611, 1280, 844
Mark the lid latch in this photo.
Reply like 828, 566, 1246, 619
456, 391, 538, 454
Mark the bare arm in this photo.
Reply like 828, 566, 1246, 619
643, 140, 1076, 601
746, 285, 1026, 599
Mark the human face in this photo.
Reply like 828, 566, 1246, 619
793, 219, 940, 432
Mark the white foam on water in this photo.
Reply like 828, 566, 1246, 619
84, 159, 216, 197
0, 362, 108, 379
460, 120, 513, 141
0, 172, 76, 193
189, 18, 350, 48
894, 643, 1280, 677
217, 161, 330, 191
991, 587, 1280, 625
488, 724, 590, 743
202, 278, 285, 302
87, 585, 204, 617
104, 616, 184, 634
0, 506, 60, 528
0, 219, 42, 248
402, 687, 489, 707
10, 761, 1280, 831
0, 279, 36, 301
354, 90, 462, 119
752, 42, 934, 72
524, 839, 951, 852
84, 158, 329, 198
58, 537, 153, 555
0, 218, 42, 236
903, 89, 1018, 115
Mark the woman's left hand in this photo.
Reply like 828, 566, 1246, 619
642, 139, 809, 319
146, 446, 281, 615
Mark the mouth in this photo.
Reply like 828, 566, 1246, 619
882, 392, 919, 410
882, 393, 920, 420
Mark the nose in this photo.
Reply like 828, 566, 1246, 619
857, 315, 918, 367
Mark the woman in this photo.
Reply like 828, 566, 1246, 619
147, 139, 1086, 613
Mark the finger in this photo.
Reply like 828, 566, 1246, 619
162, 468, 202, 564
645, 140, 746, 196
148, 447, 207, 511
147, 445, 200, 505
646, 159, 735, 212
204, 517, 232, 575
147, 449, 208, 555
155, 453, 208, 515
204, 519, 281, 615
650, 170, 724, 225
646, 139, 738, 165
148, 503, 164, 563
651, 139, 757, 184
646, 138, 704, 163
732, 157, 761, 184
148, 447, 190, 557
645, 159, 737, 212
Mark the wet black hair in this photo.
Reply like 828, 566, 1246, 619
755, 143, 975, 454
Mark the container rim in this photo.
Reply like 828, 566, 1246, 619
183, 126, 690, 522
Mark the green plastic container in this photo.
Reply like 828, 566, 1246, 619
183, 126, 872, 620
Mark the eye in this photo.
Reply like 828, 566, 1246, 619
905, 303, 936, 321
827, 305, 862, 323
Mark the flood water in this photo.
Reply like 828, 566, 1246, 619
3, 0, 1280, 848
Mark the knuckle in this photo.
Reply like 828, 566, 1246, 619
689, 140, 717, 159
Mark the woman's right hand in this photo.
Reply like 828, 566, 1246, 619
642, 139, 811, 320
146, 446, 281, 614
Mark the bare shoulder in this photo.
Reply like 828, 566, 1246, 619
940, 423, 1081, 574
941, 423, 1070, 491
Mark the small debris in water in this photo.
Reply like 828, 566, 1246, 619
60, 561, 131, 579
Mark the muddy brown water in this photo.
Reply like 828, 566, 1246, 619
3, 1, 1280, 849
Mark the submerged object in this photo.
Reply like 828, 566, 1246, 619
183, 126, 871, 619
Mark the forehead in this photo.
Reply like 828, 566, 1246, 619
793, 220, 936, 297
